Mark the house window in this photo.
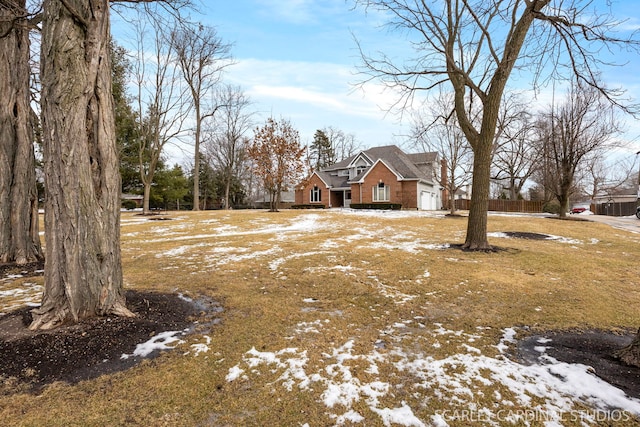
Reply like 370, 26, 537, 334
310, 186, 322, 202
373, 182, 390, 202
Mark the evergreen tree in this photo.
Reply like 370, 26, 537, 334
152, 164, 189, 210
310, 129, 334, 171
110, 39, 141, 195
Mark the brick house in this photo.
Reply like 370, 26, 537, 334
295, 145, 443, 210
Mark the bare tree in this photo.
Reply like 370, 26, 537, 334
579, 154, 637, 203
410, 92, 473, 216
354, 0, 639, 250
130, 11, 190, 214
172, 23, 233, 211
204, 85, 253, 209
534, 80, 620, 218
491, 95, 537, 200
31, 0, 135, 329
0, 0, 43, 265
323, 126, 360, 162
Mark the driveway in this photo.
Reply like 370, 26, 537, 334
585, 214, 640, 234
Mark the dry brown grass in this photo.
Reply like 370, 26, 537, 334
2, 209, 640, 426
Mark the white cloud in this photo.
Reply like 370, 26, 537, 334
251, 85, 348, 111
226, 57, 409, 146
255, 0, 347, 25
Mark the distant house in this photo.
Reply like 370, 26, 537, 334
254, 190, 296, 209
295, 145, 442, 210
590, 186, 638, 216
121, 193, 143, 208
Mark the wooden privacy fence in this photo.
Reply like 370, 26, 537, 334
454, 199, 543, 213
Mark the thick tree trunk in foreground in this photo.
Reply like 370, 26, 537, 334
463, 141, 492, 250
30, 0, 133, 330
615, 328, 640, 368
0, 0, 44, 265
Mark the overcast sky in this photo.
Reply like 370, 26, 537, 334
115, 1, 640, 165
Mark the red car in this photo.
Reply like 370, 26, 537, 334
570, 207, 587, 214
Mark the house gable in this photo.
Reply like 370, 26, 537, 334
295, 173, 331, 207
346, 153, 374, 180
309, 171, 331, 188
350, 161, 405, 205
353, 159, 403, 183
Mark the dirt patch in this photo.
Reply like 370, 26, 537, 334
448, 243, 516, 253
502, 231, 552, 240
135, 212, 173, 220
518, 329, 640, 399
0, 289, 222, 394
0, 260, 45, 279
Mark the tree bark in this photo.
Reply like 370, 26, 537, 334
224, 177, 231, 210
192, 103, 201, 211
0, 0, 44, 265
464, 139, 492, 250
30, 0, 133, 330
615, 328, 640, 368
142, 181, 152, 214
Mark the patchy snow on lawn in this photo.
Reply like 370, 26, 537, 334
185, 335, 211, 357
114, 210, 640, 424
487, 232, 583, 245
340, 209, 445, 220
227, 322, 640, 426
121, 330, 187, 359
0, 282, 43, 314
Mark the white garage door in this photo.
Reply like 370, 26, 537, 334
421, 191, 434, 210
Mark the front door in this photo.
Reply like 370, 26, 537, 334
344, 190, 352, 208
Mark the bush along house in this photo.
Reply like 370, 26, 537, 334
294, 145, 443, 210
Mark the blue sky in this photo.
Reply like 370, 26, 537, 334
198, 1, 410, 151
115, 1, 640, 163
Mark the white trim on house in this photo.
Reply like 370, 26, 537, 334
352, 159, 403, 184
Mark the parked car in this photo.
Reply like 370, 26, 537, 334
570, 206, 587, 214
636, 206, 640, 219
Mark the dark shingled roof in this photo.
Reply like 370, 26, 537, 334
316, 170, 349, 188
324, 145, 436, 183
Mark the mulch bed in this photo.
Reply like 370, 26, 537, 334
518, 329, 640, 399
0, 262, 222, 394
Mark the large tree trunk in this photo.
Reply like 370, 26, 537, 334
142, 181, 152, 214
557, 193, 570, 219
0, 0, 44, 265
557, 166, 574, 219
224, 177, 231, 210
464, 140, 492, 250
615, 328, 640, 368
30, 0, 134, 330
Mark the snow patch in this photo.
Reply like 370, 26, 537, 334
121, 330, 185, 359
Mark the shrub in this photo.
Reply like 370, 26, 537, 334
543, 200, 561, 214
122, 200, 138, 210
350, 203, 402, 210
291, 204, 325, 209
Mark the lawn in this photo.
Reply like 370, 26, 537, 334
1, 209, 640, 426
